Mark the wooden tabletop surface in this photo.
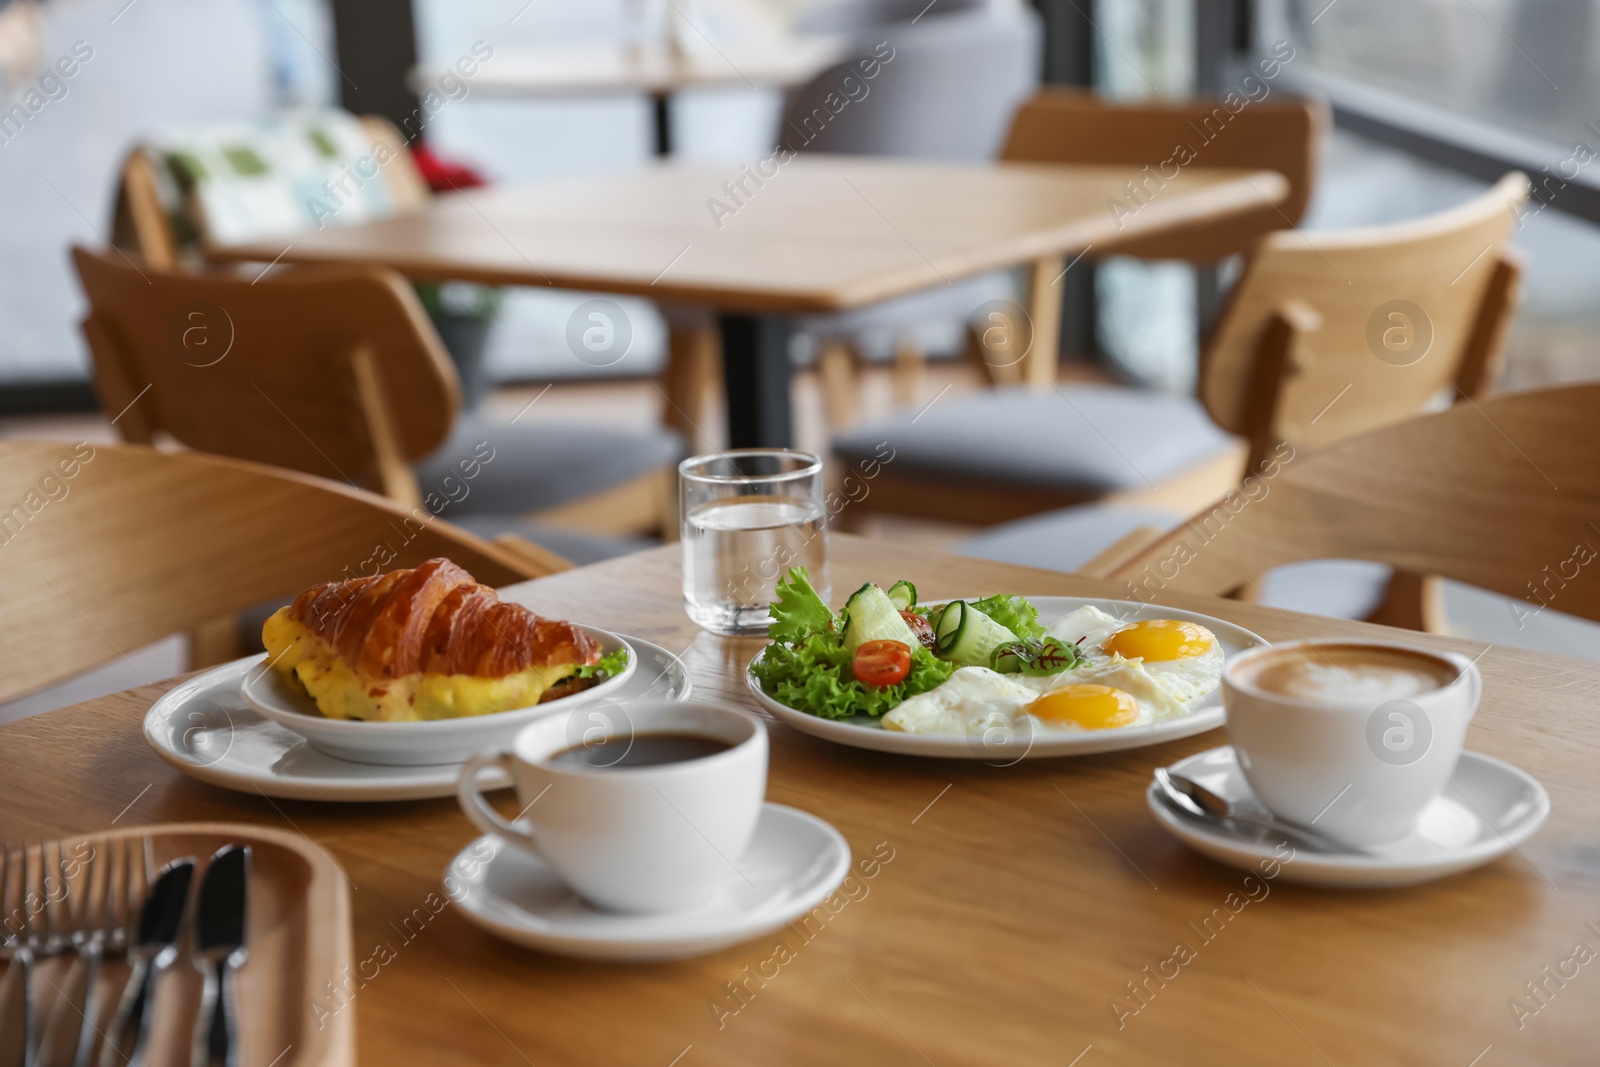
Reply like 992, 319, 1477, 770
209, 156, 1290, 313
413, 38, 846, 96
4, 536, 1594, 1065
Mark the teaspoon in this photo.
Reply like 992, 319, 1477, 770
1153, 768, 1357, 855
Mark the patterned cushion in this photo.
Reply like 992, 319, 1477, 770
145, 110, 397, 245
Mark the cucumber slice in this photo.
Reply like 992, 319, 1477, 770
842, 583, 917, 652
934, 600, 1019, 666
886, 580, 917, 611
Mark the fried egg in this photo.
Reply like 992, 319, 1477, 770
881, 605, 1226, 737
1048, 606, 1225, 706
881, 667, 1036, 735
1025, 684, 1142, 730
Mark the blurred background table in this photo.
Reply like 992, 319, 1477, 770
413, 37, 847, 156
0, 536, 1594, 1065
211, 157, 1287, 449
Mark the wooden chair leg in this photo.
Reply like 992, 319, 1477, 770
189, 614, 243, 670
960, 321, 1024, 388
834, 502, 871, 534
653, 467, 680, 542
1366, 570, 1447, 633
892, 338, 925, 407
1024, 254, 1065, 390
661, 319, 719, 454
816, 338, 860, 430
350, 343, 423, 508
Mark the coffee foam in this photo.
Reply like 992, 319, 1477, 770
1236, 645, 1458, 705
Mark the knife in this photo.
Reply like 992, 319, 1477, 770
99, 857, 195, 1067
191, 845, 250, 1067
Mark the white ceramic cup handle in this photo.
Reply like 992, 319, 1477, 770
1455, 653, 1484, 718
1465, 659, 1484, 716
457, 752, 540, 855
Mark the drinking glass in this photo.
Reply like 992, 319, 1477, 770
680, 450, 829, 635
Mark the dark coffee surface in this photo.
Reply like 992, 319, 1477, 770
549, 732, 733, 769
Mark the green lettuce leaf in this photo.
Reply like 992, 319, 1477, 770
574, 646, 629, 681
768, 567, 836, 644
969, 594, 1044, 639
751, 634, 952, 720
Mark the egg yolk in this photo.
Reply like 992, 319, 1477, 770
1103, 620, 1213, 662
1026, 685, 1141, 730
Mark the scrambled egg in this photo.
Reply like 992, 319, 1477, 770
261, 610, 578, 723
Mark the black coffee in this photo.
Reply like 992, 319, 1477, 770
548, 732, 733, 770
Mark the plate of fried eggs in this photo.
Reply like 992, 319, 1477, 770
744, 598, 1266, 759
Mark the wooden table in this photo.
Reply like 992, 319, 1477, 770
211, 157, 1288, 449
413, 38, 846, 156
3, 537, 1595, 1064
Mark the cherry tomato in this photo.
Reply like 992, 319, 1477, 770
900, 611, 937, 650
853, 639, 912, 687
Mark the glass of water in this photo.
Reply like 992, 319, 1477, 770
680, 450, 829, 635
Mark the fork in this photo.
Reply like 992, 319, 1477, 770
1, 841, 75, 1067
35, 837, 152, 1067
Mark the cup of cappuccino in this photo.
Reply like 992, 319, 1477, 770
1222, 641, 1481, 848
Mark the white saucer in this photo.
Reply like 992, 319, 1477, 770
447, 803, 851, 962
240, 625, 635, 766
143, 636, 691, 802
747, 596, 1266, 760
1147, 745, 1551, 889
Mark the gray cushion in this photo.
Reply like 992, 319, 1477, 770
415, 413, 682, 516
1257, 560, 1392, 622
957, 504, 1393, 621
960, 504, 1184, 574
835, 385, 1235, 494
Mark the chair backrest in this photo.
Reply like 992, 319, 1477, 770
112, 112, 428, 269
0, 442, 550, 703
1199, 172, 1529, 469
778, 2, 1040, 161
72, 245, 459, 505
1110, 383, 1600, 625
1000, 88, 1329, 261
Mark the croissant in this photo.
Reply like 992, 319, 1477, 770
262, 559, 607, 722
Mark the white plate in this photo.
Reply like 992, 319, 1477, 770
240, 625, 635, 766
447, 803, 851, 962
1147, 745, 1551, 888
745, 596, 1266, 760
143, 636, 691, 802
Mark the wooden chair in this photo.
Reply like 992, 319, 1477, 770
837, 170, 1529, 528
72, 245, 681, 547
1001, 87, 1326, 271
0, 441, 564, 705
1103, 383, 1600, 628
808, 88, 1329, 431
110, 115, 700, 477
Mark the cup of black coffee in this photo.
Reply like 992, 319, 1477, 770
457, 700, 768, 913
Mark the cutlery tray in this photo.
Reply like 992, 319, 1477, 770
27, 822, 353, 1067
